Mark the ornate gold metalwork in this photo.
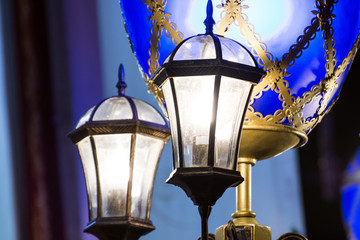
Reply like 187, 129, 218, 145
216, 0, 274, 69
136, 2, 359, 240
213, 0, 359, 134
318, 0, 337, 114
142, 0, 184, 110
299, 32, 360, 132
208, 2, 358, 239
144, 0, 359, 135
142, 0, 183, 76
215, 0, 319, 129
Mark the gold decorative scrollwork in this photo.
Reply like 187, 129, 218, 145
215, 0, 274, 69
142, 0, 359, 135
142, 0, 183, 76
279, 17, 319, 70
142, 0, 184, 109
214, 0, 359, 133
317, 0, 337, 115
299, 31, 360, 132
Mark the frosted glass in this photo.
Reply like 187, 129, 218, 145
93, 97, 133, 121
219, 37, 256, 66
162, 80, 180, 168
77, 137, 98, 220
132, 98, 165, 125
76, 107, 95, 128
174, 76, 215, 167
131, 134, 164, 219
174, 35, 216, 61
94, 134, 131, 217
215, 77, 252, 169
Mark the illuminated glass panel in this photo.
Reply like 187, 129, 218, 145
132, 98, 166, 125
162, 80, 180, 168
173, 76, 215, 167
219, 37, 256, 66
131, 134, 164, 219
215, 77, 252, 169
93, 97, 133, 121
77, 137, 98, 220
94, 134, 131, 217
173, 35, 215, 60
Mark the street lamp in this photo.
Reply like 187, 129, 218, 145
69, 65, 171, 240
150, 1, 264, 239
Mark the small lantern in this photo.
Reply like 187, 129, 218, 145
150, 1, 265, 239
69, 65, 170, 240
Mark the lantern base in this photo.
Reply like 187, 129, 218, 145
166, 167, 244, 206
84, 217, 155, 240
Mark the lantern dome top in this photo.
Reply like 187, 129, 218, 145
76, 63, 167, 129
69, 64, 170, 145
163, 34, 257, 67
153, 34, 264, 89
76, 96, 167, 129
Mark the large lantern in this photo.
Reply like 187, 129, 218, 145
69, 65, 171, 240
150, 2, 264, 239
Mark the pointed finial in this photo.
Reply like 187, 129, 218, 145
204, 0, 215, 35
116, 64, 127, 96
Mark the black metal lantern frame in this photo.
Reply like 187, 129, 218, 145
70, 101, 170, 144
152, 35, 264, 240
150, 2, 265, 238
152, 33, 264, 207
69, 70, 171, 240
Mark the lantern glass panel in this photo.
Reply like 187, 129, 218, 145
132, 98, 166, 125
131, 134, 164, 219
93, 97, 133, 121
76, 107, 95, 128
162, 81, 180, 168
94, 134, 131, 217
219, 37, 256, 66
214, 77, 252, 169
77, 136, 98, 220
174, 75, 215, 167
174, 35, 216, 61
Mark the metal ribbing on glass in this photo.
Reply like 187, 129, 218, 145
90, 136, 102, 218
170, 78, 184, 168
232, 85, 254, 171
126, 97, 138, 121
208, 76, 221, 167
211, 34, 223, 61
126, 134, 136, 216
